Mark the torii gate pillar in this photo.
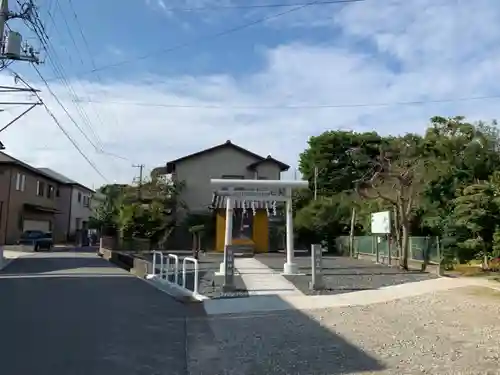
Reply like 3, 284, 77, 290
210, 179, 308, 275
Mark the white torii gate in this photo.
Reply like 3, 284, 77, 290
210, 178, 308, 275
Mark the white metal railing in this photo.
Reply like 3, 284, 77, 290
164, 254, 180, 284
182, 256, 200, 295
151, 251, 164, 276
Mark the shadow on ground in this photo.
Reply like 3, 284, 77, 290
0, 269, 192, 375
0, 253, 123, 276
189, 295, 385, 374
1, 253, 386, 374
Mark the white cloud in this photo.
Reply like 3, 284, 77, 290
157, 0, 167, 10
1, 0, 500, 188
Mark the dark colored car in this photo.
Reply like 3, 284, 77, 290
17, 230, 53, 251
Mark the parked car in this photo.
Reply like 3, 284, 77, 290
17, 230, 53, 251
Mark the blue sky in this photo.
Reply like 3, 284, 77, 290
2, 0, 500, 188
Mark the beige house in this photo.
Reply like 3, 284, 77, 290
154, 140, 290, 250
0, 152, 63, 244
38, 168, 94, 241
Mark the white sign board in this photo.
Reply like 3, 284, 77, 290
371, 211, 391, 234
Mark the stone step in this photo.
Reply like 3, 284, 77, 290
228, 244, 255, 258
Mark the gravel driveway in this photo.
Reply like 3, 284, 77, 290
187, 285, 500, 374
256, 254, 437, 295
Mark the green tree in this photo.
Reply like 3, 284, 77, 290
299, 130, 383, 196
452, 183, 498, 266
93, 176, 185, 248
92, 184, 125, 235
356, 134, 431, 270
295, 195, 352, 251
420, 116, 500, 259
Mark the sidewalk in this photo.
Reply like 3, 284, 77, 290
235, 258, 302, 296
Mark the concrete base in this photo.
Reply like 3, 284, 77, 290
282, 262, 299, 275
309, 280, 325, 290
214, 261, 226, 276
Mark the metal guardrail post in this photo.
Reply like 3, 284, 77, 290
159, 254, 165, 279
151, 251, 163, 276
182, 256, 199, 295
166, 254, 180, 284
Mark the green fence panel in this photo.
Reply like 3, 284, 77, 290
335, 235, 440, 262
356, 236, 375, 255
410, 236, 440, 263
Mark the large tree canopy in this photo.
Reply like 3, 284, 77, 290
295, 116, 500, 269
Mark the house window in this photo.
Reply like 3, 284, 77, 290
15, 173, 26, 191
78, 192, 82, 203
36, 181, 45, 196
47, 185, 54, 199
15, 173, 21, 190
56, 188, 60, 197
83, 196, 89, 207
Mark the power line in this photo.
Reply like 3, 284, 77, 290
48, 0, 354, 79
41, 5, 104, 149
21, 2, 105, 151
66, 0, 130, 162
41, 101, 108, 182
11, 71, 108, 182
162, 0, 365, 11
74, 93, 500, 110
32, 64, 102, 151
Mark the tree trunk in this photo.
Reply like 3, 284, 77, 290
399, 202, 410, 270
482, 241, 489, 271
400, 222, 410, 270
393, 205, 401, 258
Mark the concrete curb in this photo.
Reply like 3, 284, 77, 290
145, 274, 209, 303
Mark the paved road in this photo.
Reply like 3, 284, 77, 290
0, 251, 193, 375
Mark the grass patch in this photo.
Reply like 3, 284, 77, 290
446, 263, 500, 278
458, 286, 500, 299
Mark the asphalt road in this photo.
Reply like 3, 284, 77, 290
0, 251, 193, 375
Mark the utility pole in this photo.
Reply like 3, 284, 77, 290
313, 166, 318, 200
0, 0, 40, 64
0, 0, 43, 150
133, 164, 145, 200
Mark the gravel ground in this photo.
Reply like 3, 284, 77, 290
256, 253, 437, 295
186, 286, 500, 374
138, 251, 249, 299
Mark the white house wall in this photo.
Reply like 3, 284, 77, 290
174, 147, 283, 214
255, 161, 282, 180
69, 187, 93, 233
